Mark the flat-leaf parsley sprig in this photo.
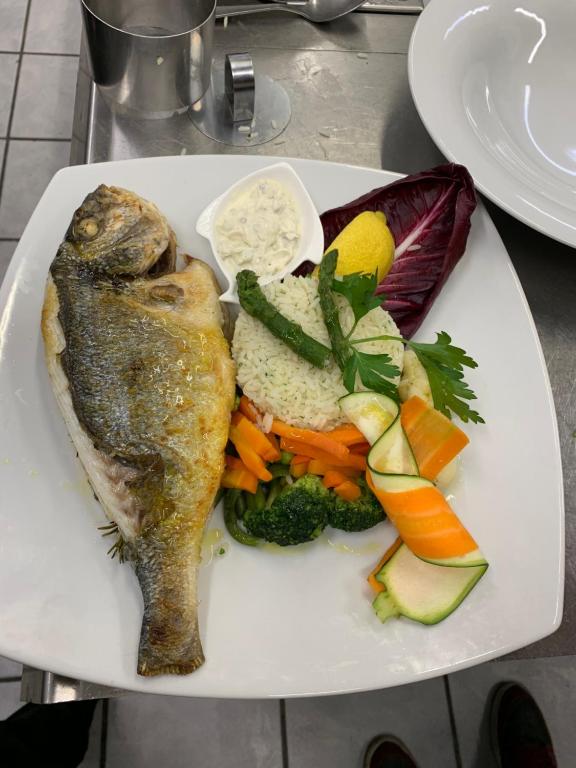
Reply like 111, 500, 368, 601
318, 250, 484, 424
318, 251, 400, 400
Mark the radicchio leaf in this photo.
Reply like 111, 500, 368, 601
318, 163, 477, 339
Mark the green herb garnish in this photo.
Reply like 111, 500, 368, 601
404, 333, 483, 424
331, 269, 382, 324
98, 521, 127, 562
319, 251, 400, 401
344, 350, 400, 401
350, 332, 484, 424
318, 252, 483, 424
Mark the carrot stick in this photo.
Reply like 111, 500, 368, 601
290, 455, 309, 478
307, 459, 361, 478
229, 426, 273, 482
225, 455, 247, 471
367, 537, 403, 594
324, 424, 367, 446
290, 460, 309, 478
221, 468, 258, 494
349, 442, 370, 455
334, 480, 362, 502
270, 419, 350, 461
290, 454, 310, 465
238, 395, 261, 423
279, 437, 367, 470
400, 396, 469, 481
266, 431, 281, 456
322, 470, 350, 488
232, 413, 280, 462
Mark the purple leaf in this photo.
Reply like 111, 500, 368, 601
319, 163, 477, 338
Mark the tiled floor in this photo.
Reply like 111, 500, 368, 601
0, 2, 575, 767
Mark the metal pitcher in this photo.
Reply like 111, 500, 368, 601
81, 0, 216, 118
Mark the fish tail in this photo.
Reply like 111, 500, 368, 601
133, 533, 204, 676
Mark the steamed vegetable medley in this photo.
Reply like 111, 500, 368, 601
220, 164, 489, 627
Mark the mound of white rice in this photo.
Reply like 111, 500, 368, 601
232, 276, 403, 430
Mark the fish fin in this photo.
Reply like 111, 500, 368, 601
134, 532, 205, 677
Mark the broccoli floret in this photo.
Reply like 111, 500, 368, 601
243, 474, 330, 546
328, 481, 384, 532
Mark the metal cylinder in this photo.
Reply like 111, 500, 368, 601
80, 0, 216, 118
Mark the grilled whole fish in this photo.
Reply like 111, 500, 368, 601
41, 185, 235, 676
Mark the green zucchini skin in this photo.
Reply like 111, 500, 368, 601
373, 543, 488, 625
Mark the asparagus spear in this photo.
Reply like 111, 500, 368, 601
317, 250, 350, 372
236, 270, 333, 369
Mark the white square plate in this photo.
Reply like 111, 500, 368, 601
0, 156, 564, 697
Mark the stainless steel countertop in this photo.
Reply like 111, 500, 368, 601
54, 10, 575, 691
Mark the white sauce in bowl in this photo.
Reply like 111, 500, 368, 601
214, 179, 301, 280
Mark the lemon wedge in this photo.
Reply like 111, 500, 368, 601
326, 210, 395, 280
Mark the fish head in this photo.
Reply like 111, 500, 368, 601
66, 185, 174, 276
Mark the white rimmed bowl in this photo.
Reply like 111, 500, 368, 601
409, 0, 576, 247
195, 161, 324, 303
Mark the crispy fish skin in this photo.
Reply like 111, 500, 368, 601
41, 186, 235, 676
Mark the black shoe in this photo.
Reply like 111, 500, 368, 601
490, 682, 557, 768
363, 735, 419, 768
0, 700, 97, 768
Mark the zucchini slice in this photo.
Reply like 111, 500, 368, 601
373, 543, 488, 625
339, 392, 397, 446
420, 549, 488, 568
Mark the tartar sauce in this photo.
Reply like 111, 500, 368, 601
215, 179, 301, 278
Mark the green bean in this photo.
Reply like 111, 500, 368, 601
253, 483, 266, 512
236, 270, 333, 369
264, 477, 286, 509
268, 463, 290, 478
223, 490, 261, 547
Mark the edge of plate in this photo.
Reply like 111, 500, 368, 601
0, 156, 565, 697
407, 0, 576, 250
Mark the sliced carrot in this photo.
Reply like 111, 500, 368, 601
307, 459, 361, 478
350, 442, 370, 455
367, 537, 403, 594
225, 455, 247, 471
290, 455, 309, 478
229, 426, 273, 482
370, 480, 478, 560
221, 467, 258, 494
266, 431, 281, 456
279, 438, 367, 470
232, 413, 280, 462
238, 395, 261, 423
270, 419, 350, 461
322, 470, 350, 489
400, 396, 469, 481
334, 480, 362, 502
307, 459, 334, 476
290, 460, 309, 478
324, 424, 367, 446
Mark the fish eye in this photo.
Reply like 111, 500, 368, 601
75, 217, 100, 240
